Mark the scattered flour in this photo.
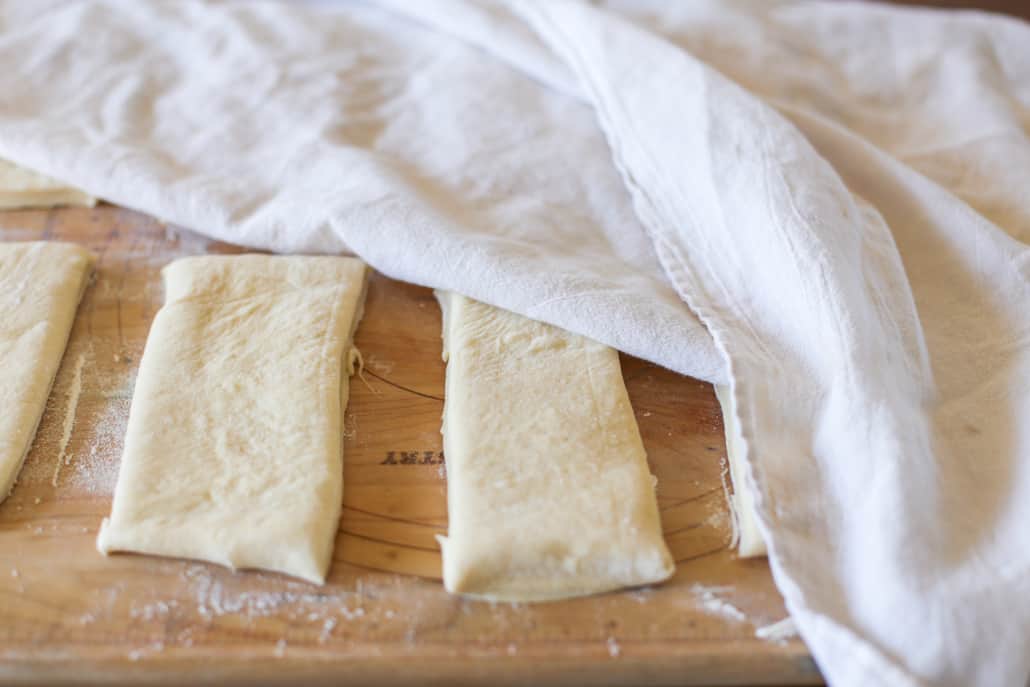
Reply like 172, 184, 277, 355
63, 372, 132, 495
343, 412, 357, 440
17, 344, 130, 495
689, 584, 747, 623
627, 588, 653, 604
129, 599, 178, 621
755, 617, 798, 644
606, 636, 621, 658
126, 641, 164, 662
169, 564, 382, 638
51, 353, 86, 486
340, 606, 365, 620
319, 618, 337, 644
704, 496, 731, 533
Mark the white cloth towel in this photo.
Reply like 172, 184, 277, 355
0, 2, 1027, 685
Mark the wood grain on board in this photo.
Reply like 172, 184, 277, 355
0, 206, 818, 685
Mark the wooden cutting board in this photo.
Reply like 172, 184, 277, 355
0, 205, 820, 686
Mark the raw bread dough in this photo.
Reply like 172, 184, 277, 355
97, 255, 367, 584
435, 292, 674, 601
0, 242, 94, 501
0, 158, 96, 209
715, 384, 766, 557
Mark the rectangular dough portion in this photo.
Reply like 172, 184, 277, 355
97, 255, 367, 584
715, 384, 767, 557
0, 159, 96, 209
435, 292, 674, 601
0, 242, 94, 501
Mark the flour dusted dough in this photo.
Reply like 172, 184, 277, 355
0, 242, 94, 501
97, 255, 367, 584
715, 384, 766, 557
435, 292, 674, 601
0, 159, 95, 209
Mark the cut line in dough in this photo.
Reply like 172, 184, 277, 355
435, 291, 674, 601
97, 255, 367, 584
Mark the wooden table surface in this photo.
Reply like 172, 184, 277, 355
0, 205, 818, 686
891, 0, 1030, 18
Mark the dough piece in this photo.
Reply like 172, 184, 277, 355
715, 384, 767, 557
435, 292, 674, 601
0, 158, 96, 209
0, 242, 94, 501
97, 255, 367, 584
